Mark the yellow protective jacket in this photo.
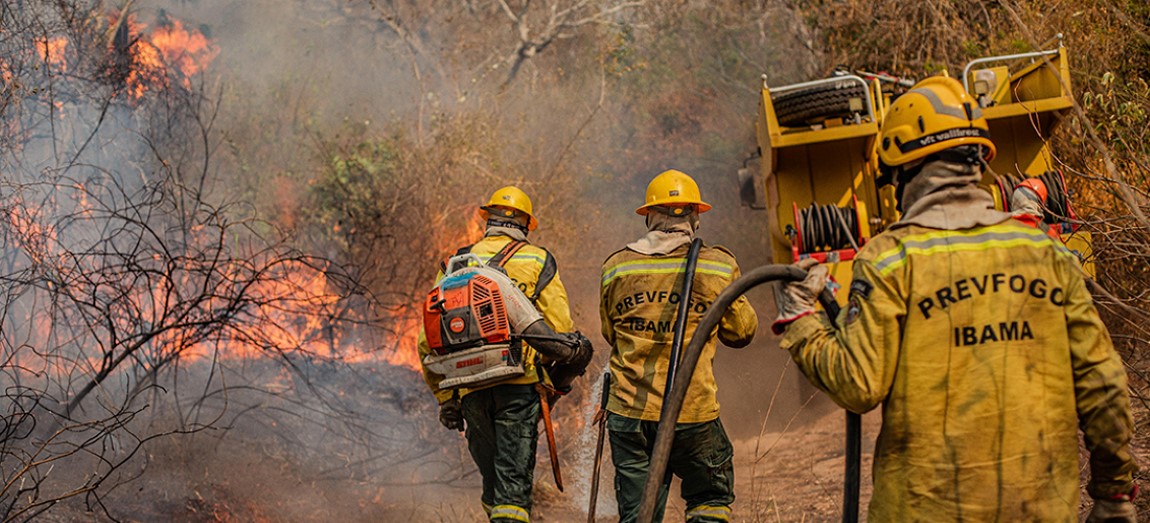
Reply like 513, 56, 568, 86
782, 220, 1137, 521
418, 234, 574, 404
600, 242, 758, 423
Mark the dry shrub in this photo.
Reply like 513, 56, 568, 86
807, 0, 998, 75
277, 108, 590, 367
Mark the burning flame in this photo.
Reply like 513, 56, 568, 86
1, 204, 481, 381
113, 14, 219, 99
385, 311, 423, 371
378, 213, 487, 372
37, 37, 69, 68
1, 192, 424, 380
169, 259, 426, 373
2, 197, 485, 386
170, 260, 345, 362
0, 198, 57, 266
148, 19, 218, 77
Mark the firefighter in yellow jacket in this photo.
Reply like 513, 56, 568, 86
774, 77, 1139, 522
417, 186, 586, 523
600, 170, 758, 523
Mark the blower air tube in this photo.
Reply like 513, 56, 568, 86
635, 264, 859, 523
519, 322, 594, 392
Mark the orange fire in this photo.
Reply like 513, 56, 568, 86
432, 211, 486, 256
36, 37, 69, 68
245, 260, 344, 360
384, 309, 423, 371
4, 203, 484, 385
161, 258, 427, 374
0, 199, 57, 265
170, 260, 344, 362
149, 19, 218, 77
113, 14, 219, 99
381, 214, 487, 371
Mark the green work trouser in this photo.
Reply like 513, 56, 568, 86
461, 384, 540, 522
608, 413, 735, 523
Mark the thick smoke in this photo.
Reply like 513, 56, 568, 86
2, 0, 832, 520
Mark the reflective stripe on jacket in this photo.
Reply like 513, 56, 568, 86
419, 234, 574, 403
600, 243, 757, 423
782, 220, 1136, 521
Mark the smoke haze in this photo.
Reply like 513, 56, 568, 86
1, 0, 837, 519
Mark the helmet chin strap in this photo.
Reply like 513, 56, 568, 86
894, 162, 925, 213
932, 144, 986, 166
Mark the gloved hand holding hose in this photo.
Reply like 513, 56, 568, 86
772, 257, 829, 334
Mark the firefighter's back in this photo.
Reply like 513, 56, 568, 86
862, 219, 1095, 521
600, 242, 756, 423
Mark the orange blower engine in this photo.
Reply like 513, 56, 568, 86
422, 254, 541, 389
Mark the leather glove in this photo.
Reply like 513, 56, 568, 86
771, 258, 828, 334
546, 332, 594, 395
438, 398, 464, 432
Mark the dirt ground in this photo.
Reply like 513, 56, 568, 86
363, 408, 881, 523
125, 405, 872, 523
527, 409, 880, 523
43, 400, 1148, 522
38, 358, 1145, 522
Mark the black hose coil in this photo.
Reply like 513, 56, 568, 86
799, 203, 858, 253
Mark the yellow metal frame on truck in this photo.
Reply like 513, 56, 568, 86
962, 41, 1093, 275
966, 45, 1073, 181
756, 75, 887, 302
755, 38, 1093, 299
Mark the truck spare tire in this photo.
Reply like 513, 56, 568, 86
773, 80, 868, 127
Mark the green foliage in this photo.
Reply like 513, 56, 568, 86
922, 61, 947, 75
1082, 72, 1150, 161
305, 138, 401, 252
601, 22, 644, 78
961, 40, 985, 59
1006, 39, 1033, 54
285, 108, 596, 307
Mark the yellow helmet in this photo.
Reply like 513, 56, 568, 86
878, 76, 996, 169
480, 186, 538, 230
636, 169, 712, 216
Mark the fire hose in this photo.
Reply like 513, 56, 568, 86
662, 238, 703, 417
635, 264, 860, 523
798, 203, 858, 253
